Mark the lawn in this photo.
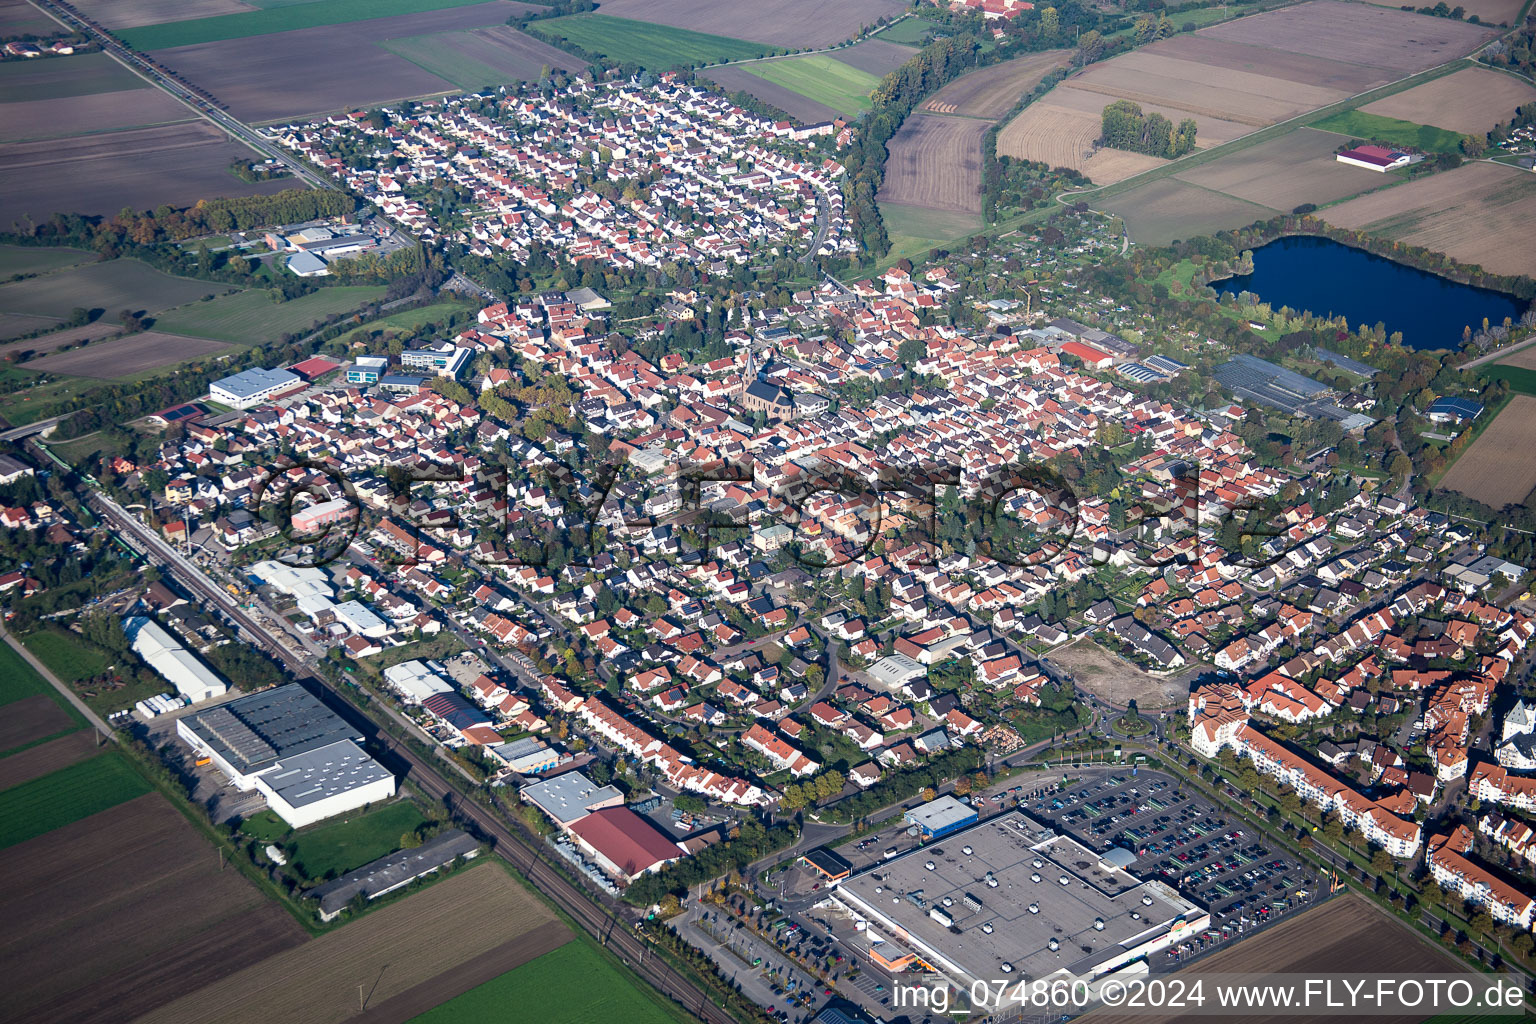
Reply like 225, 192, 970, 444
0, 751, 151, 849
151, 285, 388, 344
0, 245, 93, 279
528, 14, 776, 68
21, 628, 111, 683
117, 0, 507, 50
240, 809, 293, 843
288, 799, 429, 880
742, 54, 880, 114
1309, 109, 1465, 155
410, 937, 692, 1024
875, 16, 943, 45
0, 52, 149, 103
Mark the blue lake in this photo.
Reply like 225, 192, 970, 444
1211, 235, 1527, 351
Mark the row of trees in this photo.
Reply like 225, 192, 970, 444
11, 189, 353, 247
1100, 100, 1197, 158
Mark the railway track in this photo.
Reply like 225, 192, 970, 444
88, 492, 741, 1024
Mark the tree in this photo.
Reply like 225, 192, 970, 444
1370, 848, 1393, 876
920, 786, 937, 802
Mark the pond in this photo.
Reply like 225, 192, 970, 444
1211, 235, 1527, 351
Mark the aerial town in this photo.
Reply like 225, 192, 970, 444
3, 0, 1536, 1023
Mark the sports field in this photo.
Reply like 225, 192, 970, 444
0, 751, 151, 849
410, 937, 691, 1024
151, 285, 388, 343
530, 14, 774, 67
1310, 109, 1464, 154
116, 0, 529, 50
741, 54, 880, 115
287, 799, 430, 880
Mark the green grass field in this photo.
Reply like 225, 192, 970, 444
409, 937, 691, 1024
0, 752, 150, 848
118, 0, 506, 51
1479, 363, 1536, 396
529, 15, 775, 68
0, 258, 222, 321
381, 31, 514, 92
152, 285, 388, 344
874, 16, 943, 45
240, 809, 293, 842
0, 52, 150, 103
21, 629, 110, 684
288, 800, 429, 880
872, 202, 979, 269
0, 641, 64, 708
742, 55, 880, 115
0, 245, 93, 279
1310, 109, 1465, 154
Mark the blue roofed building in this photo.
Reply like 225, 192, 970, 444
1427, 396, 1483, 424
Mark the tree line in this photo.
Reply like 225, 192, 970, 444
10, 189, 354, 246
1100, 100, 1196, 159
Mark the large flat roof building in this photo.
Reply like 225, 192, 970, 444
521, 770, 624, 827
904, 794, 979, 839
831, 812, 1208, 991
176, 684, 395, 827
124, 615, 228, 704
210, 367, 301, 410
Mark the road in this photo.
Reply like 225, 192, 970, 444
89, 493, 747, 1024
0, 416, 65, 442
30, 0, 328, 190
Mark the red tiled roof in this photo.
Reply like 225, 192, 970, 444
569, 806, 681, 876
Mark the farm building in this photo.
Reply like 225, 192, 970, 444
124, 615, 228, 704
308, 828, 480, 921
1335, 145, 1411, 172
176, 684, 396, 828
829, 812, 1208, 989
904, 794, 980, 839
209, 367, 302, 410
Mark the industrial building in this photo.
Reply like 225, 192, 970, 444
904, 794, 979, 839
176, 684, 396, 828
309, 828, 480, 921
521, 770, 623, 828
209, 367, 302, 410
124, 616, 228, 703
568, 805, 684, 882
830, 812, 1209, 991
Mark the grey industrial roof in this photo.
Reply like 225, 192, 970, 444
182, 684, 360, 775
521, 770, 622, 826
262, 738, 391, 808
1214, 354, 1328, 415
904, 794, 977, 833
310, 828, 479, 915
211, 367, 299, 400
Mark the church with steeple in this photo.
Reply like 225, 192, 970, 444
738, 345, 794, 422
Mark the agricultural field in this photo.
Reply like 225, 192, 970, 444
1360, 0, 1525, 26
285, 799, 430, 880
1092, 895, 1468, 1024
1439, 395, 1536, 508
0, 51, 149, 103
0, 121, 290, 227
144, 3, 532, 123
919, 49, 1072, 119
1100, 177, 1278, 247
0, 0, 58, 35
740, 54, 881, 116
114, 0, 538, 49
0, 258, 221, 322
0, 791, 307, 1024
382, 25, 580, 92
997, 90, 1170, 184
1201, 0, 1497, 72
875, 15, 944, 46
1309, 109, 1464, 154
0, 730, 101, 791
1496, 345, 1536, 372
829, 38, 919, 77
878, 113, 991, 214
1172, 127, 1394, 212
1360, 67, 1536, 136
529, 14, 775, 68
879, 202, 981, 265
0, 321, 122, 359
0, 693, 77, 754
594, 0, 907, 49
68, 0, 263, 31
411, 938, 692, 1024
0, 313, 56, 341
0, 751, 151, 849
151, 285, 389, 343
701, 64, 838, 123
22, 331, 233, 379
0, 244, 92, 278
1321, 161, 1536, 277
138, 862, 572, 1024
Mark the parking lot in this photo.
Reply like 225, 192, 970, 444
1025, 766, 1319, 963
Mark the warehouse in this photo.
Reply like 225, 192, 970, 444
904, 794, 979, 839
830, 812, 1208, 993
568, 805, 684, 882
176, 684, 396, 828
124, 615, 228, 703
209, 367, 302, 410
521, 769, 624, 828
309, 828, 480, 921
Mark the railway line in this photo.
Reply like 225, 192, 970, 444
87, 492, 742, 1024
